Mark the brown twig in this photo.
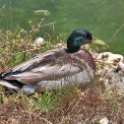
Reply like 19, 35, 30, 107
59, 98, 81, 124
0, 5, 5, 11
98, 23, 124, 52
21, 111, 53, 124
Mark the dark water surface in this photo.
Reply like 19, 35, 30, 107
0, 0, 124, 54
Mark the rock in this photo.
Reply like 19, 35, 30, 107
32, 37, 44, 48
54, 43, 66, 48
99, 117, 109, 124
54, 43, 63, 48
95, 51, 124, 97
118, 61, 124, 72
96, 52, 123, 65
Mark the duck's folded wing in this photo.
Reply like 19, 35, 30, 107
2, 48, 83, 85
11, 49, 63, 73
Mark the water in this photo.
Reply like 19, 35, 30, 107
0, 0, 124, 54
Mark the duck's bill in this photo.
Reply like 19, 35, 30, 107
91, 37, 105, 45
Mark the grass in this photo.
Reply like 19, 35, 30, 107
1, 77, 124, 123
0, 5, 124, 124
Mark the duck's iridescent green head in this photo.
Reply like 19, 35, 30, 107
67, 28, 105, 53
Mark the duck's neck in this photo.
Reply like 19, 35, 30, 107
67, 39, 80, 53
66, 47, 80, 53
66, 36, 81, 53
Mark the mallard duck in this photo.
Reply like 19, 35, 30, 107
0, 28, 105, 95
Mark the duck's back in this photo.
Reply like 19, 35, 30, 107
2, 48, 95, 84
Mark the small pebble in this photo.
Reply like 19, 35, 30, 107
32, 37, 44, 47
99, 117, 109, 124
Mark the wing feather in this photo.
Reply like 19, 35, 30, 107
3, 48, 83, 85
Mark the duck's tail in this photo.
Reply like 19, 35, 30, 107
0, 74, 23, 90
